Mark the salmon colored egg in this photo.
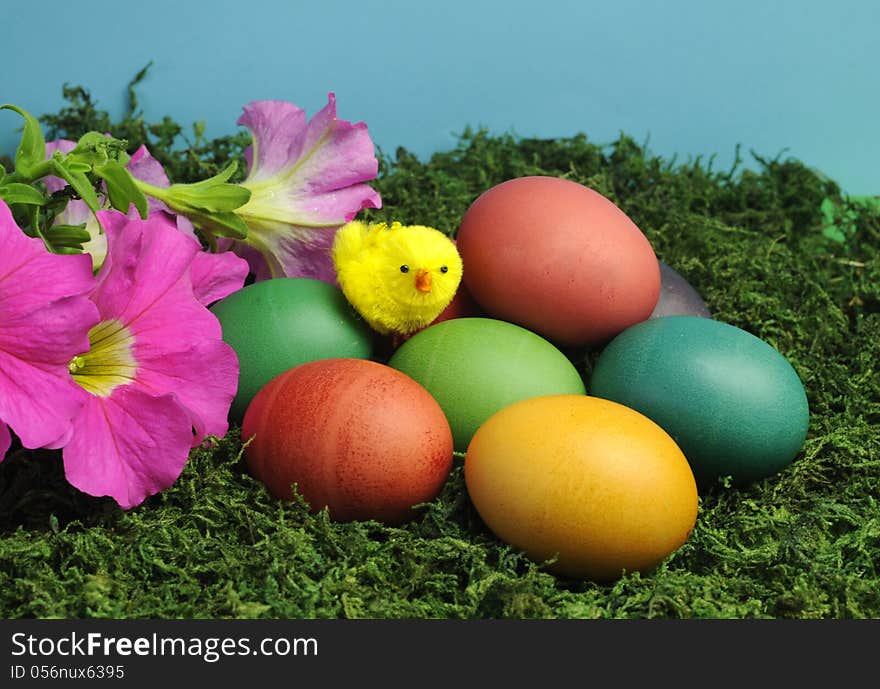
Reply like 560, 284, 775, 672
456, 176, 660, 348
464, 395, 698, 581
242, 358, 454, 525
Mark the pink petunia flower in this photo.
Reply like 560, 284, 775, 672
230, 93, 382, 282
0, 200, 99, 459
62, 210, 245, 509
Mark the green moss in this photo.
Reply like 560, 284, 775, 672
1, 73, 878, 619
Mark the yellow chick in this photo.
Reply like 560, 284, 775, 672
332, 220, 463, 338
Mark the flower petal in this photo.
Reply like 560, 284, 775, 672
238, 221, 340, 283
91, 211, 239, 443
239, 94, 381, 226
0, 302, 94, 448
235, 93, 382, 283
62, 387, 194, 509
134, 338, 239, 444
189, 249, 249, 306
0, 201, 98, 448
233, 95, 381, 280
239, 100, 308, 181
224, 240, 273, 282
0, 205, 96, 303
91, 211, 199, 326
127, 145, 170, 187
272, 93, 380, 205
0, 422, 10, 461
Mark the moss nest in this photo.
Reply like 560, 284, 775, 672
1, 75, 877, 619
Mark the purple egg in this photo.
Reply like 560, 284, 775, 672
650, 261, 711, 319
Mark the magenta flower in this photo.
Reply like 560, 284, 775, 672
231, 94, 382, 282
62, 210, 245, 509
0, 200, 98, 459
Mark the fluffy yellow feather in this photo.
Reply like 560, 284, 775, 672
332, 220, 463, 337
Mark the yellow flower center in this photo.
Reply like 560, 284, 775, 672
69, 319, 138, 397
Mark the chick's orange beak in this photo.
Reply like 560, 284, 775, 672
414, 269, 433, 293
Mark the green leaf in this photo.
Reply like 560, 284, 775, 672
63, 160, 93, 174
50, 159, 100, 212
44, 223, 92, 245
159, 161, 250, 213
1, 104, 47, 178
94, 160, 149, 218
51, 245, 86, 255
190, 210, 250, 240
0, 183, 48, 206
135, 160, 249, 217
170, 182, 251, 213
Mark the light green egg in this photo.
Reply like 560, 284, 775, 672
388, 317, 586, 452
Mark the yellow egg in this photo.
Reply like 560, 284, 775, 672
464, 395, 698, 581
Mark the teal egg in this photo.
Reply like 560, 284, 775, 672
387, 317, 586, 452
210, 277, 375, 421
589, 316, 809, 484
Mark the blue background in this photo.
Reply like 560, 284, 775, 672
3, 0, 877, 195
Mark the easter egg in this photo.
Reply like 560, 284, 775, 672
388, 317, 586, 452
589, 315, 810, 484
241, 358, 454, 524
455, 175, 660, 348
650, 261, 711, 319
210, 277, 375, 420
465, 394, 698, 581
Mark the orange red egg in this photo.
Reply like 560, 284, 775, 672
241, 358, 454, 525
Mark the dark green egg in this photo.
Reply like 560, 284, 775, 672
589, 315, 809, 485
388, 317, 586, 452
210, 277, 375, 421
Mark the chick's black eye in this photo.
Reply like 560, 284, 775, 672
400, 265, 409, 273
440, 266, 448, 273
